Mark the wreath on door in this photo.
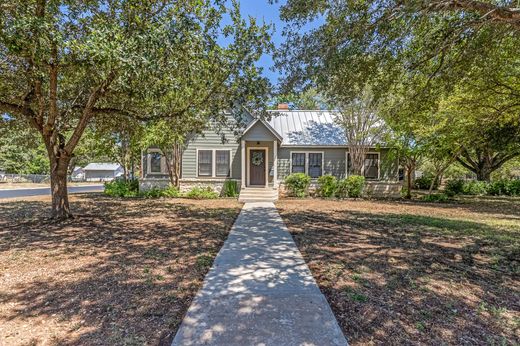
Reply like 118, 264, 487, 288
252, 152, 264, 166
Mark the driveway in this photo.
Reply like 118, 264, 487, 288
0, 185, 104, 199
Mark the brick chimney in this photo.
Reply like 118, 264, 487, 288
277, 103, 289, 110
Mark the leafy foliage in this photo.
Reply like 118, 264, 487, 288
185, 186, 219, 199
284, 173, 311, 198
336, 175, 365, 198
316, 174, 337, 198
104, 179, 139, 198
445, 179, 465, 197
420, 193, 449, 203
414, 175, 439, 191
221, 180, 239, 198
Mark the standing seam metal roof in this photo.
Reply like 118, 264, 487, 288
266, 110, 347, 146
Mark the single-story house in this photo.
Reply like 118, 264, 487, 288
83, 163, 123, 182
140, 106, 401, 199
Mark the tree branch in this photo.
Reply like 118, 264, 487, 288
429, 1, 520, 29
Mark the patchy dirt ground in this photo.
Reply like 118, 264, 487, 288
278, 198, 520, 345
0, 194, 242, 346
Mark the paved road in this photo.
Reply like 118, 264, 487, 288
0, 185, 104, 199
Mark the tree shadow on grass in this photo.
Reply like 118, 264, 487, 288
0, 195, 241, 345
278, 207, 520, 345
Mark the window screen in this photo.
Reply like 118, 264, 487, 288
308, 153, 322, 178
150, 152, 162, 173
198, 150, 212, 176
291, 153, 305, 173
215, 150, 230, 177
364, 153, 379, 179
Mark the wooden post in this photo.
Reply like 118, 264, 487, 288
241, 140, 246, 188
273, 140, 278, 189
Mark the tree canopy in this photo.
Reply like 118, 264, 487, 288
0, 0, 272, 218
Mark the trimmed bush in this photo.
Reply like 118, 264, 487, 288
488, 179, 520, 196
284, 173, 311, 198
445, 179, 464, 196
221, 180, 239, 198
462, 180, 488, 195
414, 174, 439, 190
336, 175, 365, 198
421, 193, 449, 203
509, 179, 520, 196
161, 186, 181, 197
316, 174, 338, 198
104, 179, 139, 197
185, 186, 218, 199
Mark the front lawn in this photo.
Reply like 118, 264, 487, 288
278, 198, 520, 345
0, 194, 241, 345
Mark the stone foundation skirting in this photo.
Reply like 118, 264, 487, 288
139, 178, 241, 194
278, 180, 402, 198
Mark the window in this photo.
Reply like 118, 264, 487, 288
291, 153, 305, 173
198, 150, 212, 176
308, 153, 322, 178
150, 152, 162, 173
215, 150, 230, 177
364, 153, 379, 179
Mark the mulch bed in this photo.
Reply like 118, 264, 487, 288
278, 198, 520, 345
0, 194, 242, 346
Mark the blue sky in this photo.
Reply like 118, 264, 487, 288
238, 1, 287, 84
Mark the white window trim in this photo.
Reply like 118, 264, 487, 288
196, 148, 232, 178
147, 149, 165, 174
345, 151, 380, 180
289, 151, 325, 177
246, 146, 269, 187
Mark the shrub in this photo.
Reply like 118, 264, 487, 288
421, 193, 449, 203
185, 186, 219, 199
488, 179, 520, 196
508, 179, 520, 196
140, 187, 164, 198
139, 185, 180, 198
161, 186, 181, 197
316, 174, 338, 198
336, 175, 365, 198
221, 180, 239, 198
414, 174, 439, 190
104, 179, 139, 197
445, 179, 464, 196
284, 173, 311, 198
462, 180, 488, 195
487, 179, 508, 196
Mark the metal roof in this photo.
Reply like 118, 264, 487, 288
267, 110, 346, 146
83, 163, 122, 171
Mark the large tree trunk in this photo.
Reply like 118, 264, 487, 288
50, 156, 72, 219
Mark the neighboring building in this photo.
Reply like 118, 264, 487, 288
83, 163, 123, 182
71, 166, 85, 181
140, 107, 401, 198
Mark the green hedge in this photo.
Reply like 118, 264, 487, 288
414, 174, 439, 190
104, 180, 220, 199
445, 178, 520, 197
316, 174, 338, 198
336, 175, 365, 198
284, 173, 311, 197
104, 179, 139, 197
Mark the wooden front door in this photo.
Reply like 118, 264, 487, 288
249, 149, 266, 186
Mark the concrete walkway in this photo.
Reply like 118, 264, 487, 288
172, 202, 347, 346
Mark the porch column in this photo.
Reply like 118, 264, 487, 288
273, 140, 278, 189
241, 139, 246, 188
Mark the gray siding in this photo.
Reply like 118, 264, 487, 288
278, 147, 398, 181
182, 131, 242, 179
242, 121, 278, 141
277, 147, 347, 180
